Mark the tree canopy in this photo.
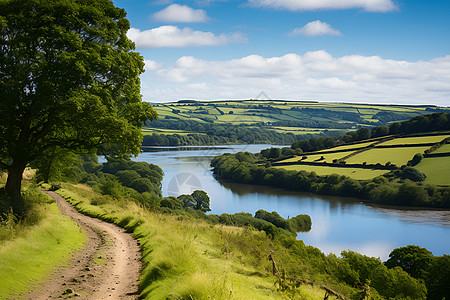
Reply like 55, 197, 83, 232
0, 0, 156, 210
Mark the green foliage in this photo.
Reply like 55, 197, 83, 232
261, 147, 282, 159
408, 153, 423, 166
212, 148, 450, 208
191, 190, 211, 212
48, 181, 436, 299
0, 185, 55, 242
100, 178, 124, 199
32, 148, 79, 183
340, 250, 427, 299
0, 0, 156, 207
385, 245, 433, 279
425, 255, 450, 300
160, 196, 183, 210
289, 214, 312, 232
400, 167, 427, 182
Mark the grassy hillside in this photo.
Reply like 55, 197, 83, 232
0, 156, 434, 299
53, 182, 429, 299
55, 184, 344, 299
273, 133, 450, 184
146, 100, 449, 138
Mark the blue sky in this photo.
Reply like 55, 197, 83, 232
113, 0, 450, 106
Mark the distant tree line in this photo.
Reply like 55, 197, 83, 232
143, 119, 347, 146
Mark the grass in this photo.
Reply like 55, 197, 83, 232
416, 157, 450, 186
279, 151, 356, 164
316, 141, 377, 153
0, 191, 86, 298
56, 183, 343, 299
150, 100, 448, 127
378, 134, 450, 146
273, 165, 387, 180
345, 146, 430, 166
433, 143, 450, 154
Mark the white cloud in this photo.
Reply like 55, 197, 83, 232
248, 0, 397, 12
140, 51, 450, 106
290, 20, 342, 37
144, 59, 162, 71
127, 26, 247, 48
153, 4, 209, 23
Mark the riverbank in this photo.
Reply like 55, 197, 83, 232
211, 150, 450, 208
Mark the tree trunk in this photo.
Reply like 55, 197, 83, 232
5, 160, 27, 214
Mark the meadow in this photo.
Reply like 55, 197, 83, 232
147, 100, 449, 139
345, 147, 430, 166
273, 165, 387, 180
273, 132, 450, 184
416, 157, 450, 186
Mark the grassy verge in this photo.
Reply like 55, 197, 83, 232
0, 188, 86, 298
56, 183, 344, 299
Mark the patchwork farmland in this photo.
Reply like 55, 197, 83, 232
272, 133, 450, 184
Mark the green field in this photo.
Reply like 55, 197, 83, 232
316, 141, 378, 152
282, 151, 356, 163
416, 157, 450, 186
432, 143, 450, 154
150, 100, 449, 129
273, 132, 450, 181
345, 146, 430, 166
273, 165, 387, 180
378, 135, 450, 146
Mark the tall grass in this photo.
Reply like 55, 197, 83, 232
0, 188, 86, 298
57, 183, 343, 299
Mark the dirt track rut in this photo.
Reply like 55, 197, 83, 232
24, 191, 141, 299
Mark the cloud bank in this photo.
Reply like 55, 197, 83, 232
127, 26, 247, 48
153, 4, 209, 22
248, 0, 397, 12
290, 20, 342, 37
141, 51, 450, 106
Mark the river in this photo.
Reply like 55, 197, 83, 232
135, 145, 450, 261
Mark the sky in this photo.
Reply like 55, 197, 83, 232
113, 0, 450, 106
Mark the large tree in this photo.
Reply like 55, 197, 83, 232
0, 0, 156, 211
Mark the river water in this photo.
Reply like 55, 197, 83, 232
135, 145, 450, 261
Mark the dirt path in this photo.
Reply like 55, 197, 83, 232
24, 191, 141, 299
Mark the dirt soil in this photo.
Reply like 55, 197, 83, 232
23, 191, 142, 299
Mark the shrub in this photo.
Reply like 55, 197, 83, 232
100, 178, 124, 199
400, 167, 427, 182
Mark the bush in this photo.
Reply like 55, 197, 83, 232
160, 197, 183, 210
400, 167, 427, 182
408, 153, 423, 166
100, 178, 124, 199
